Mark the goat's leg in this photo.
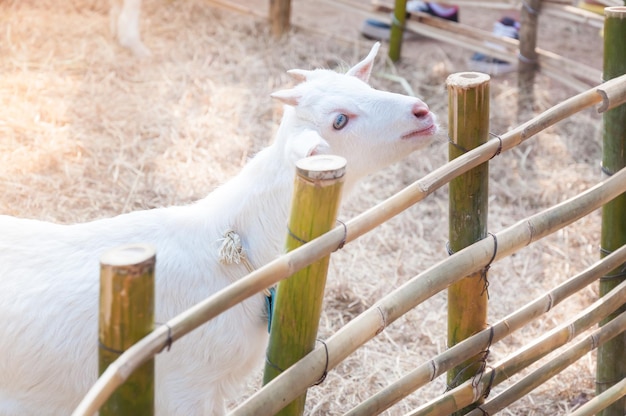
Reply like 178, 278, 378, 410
113, 0, 151, 57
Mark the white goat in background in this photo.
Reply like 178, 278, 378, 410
0, 43, 438, 415
110, 0, 149, 57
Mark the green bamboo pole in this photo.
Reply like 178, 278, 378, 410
517, 0, 541, 118
446, 72, 490, 414
99, 244, 155, 416
269, 0, 291, 37
262, 155, 346, 415
389, 0, 408, 62
597, 7, 626, 416
72, 74, 626, 416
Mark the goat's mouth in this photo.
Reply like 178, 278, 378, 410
401, 124, 438, 140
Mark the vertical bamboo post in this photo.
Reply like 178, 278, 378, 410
446, 72, 491, 415
270, 0, 291, 37
597, 7, 626, 416
517, 0, 541, 118
263, 155, 346, 415
99, 244, 156, 416
389, 0, 408, 62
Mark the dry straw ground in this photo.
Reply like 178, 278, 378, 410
0, 0, 608, 414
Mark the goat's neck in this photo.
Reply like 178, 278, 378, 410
207, 143, 296, 269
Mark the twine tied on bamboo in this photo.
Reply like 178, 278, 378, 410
218, 229, 272, 296
445, 233, 498, 299
218, 229, 275, 332
288, 219, 348, 251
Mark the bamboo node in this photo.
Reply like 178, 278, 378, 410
429, 360, 439, 382
545, 293, 554, 312
375, 306, 387, 335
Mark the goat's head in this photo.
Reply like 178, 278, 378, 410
272, 42, 439, 191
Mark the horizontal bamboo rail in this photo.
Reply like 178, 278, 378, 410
409, 288, 626, 416
232, 167, 626, 416
72, 75, 626, 416
347, 244, 626, 415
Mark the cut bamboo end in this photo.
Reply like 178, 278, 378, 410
446, 72, 491, 89
296, 155, 347, 182
100, 243, 156, 268
596, 74, 626, 113
605, 6, 626, 18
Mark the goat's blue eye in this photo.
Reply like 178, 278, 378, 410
333, 114, 349, 130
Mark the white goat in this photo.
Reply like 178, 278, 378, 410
0, 43, 438, 415
110, 0, 149, 57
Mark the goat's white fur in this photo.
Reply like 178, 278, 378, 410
0, 43, 437, 415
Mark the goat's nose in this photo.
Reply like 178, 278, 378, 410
412, 102, 430, 118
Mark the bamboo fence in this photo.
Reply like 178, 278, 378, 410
388, 0, 408, 61
262, 0, 604, 91
361, 0, 602, 91
263, 155, 346, 415
446, 72, 490, 415
464, 310, 626, 416
232, 166, 626, 416
597, 6, 626, 416
407, 280, 626, 415
72, 74, 626, 416
345, 244, 626, 415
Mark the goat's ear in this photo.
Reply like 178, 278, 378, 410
287, 130, 331, 163
286, 69, 313, 83
271, 89, 301, 106
346, 42, 380, 83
